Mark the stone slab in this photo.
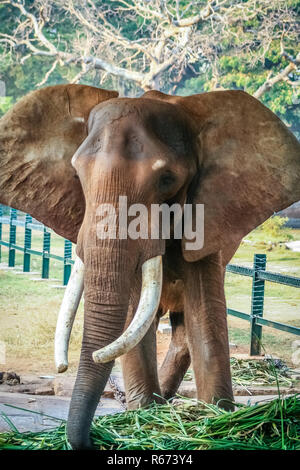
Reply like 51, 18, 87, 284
0, 391, 123, 433
178, 380, 299, 398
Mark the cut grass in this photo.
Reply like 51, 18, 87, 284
230, 358, 294, 388
184, 357, 295, 388
0, 395, 299, 450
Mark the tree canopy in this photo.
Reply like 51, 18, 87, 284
0, 1, 299, 135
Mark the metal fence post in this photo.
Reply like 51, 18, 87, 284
23, 213, 32, 272
42, 227, 51, 279
8, 208, 17, 267
250, 253, 266, 356
63, 239, 72, 285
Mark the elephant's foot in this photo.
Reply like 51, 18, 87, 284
159, 348, 190, 400
194, 379, 234, 411
126, 389, 164, 410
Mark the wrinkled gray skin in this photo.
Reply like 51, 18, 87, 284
0, 84, 299, 449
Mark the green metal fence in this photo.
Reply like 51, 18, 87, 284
227, 254, 300, 354
0, 206, 74, 286
0, 205, 299, 355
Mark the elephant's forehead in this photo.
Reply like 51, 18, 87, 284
88, 97, 188, 131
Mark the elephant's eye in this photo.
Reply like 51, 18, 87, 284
158, 171, 177, 193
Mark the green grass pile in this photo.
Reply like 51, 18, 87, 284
184, 358, 295, 388
0, 394, 299, 450
230, 358, 294, 388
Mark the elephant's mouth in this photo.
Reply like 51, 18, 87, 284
54, 255, 162, 372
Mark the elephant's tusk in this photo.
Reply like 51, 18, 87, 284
55, 256, 84, 373
92, 256, 162, 364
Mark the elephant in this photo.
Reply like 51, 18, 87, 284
0, 84, 299, 449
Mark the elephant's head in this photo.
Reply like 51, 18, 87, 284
1, 84, 299, 449
69, 96, 199, 366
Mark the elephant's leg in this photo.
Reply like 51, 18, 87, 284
121, 319, 163, 409
183, 252, 234, 410
158, 311, 191, 399
120, 295, 163, 410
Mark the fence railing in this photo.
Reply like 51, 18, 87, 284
0, 205, 300, 355
227, 254, 300, 354
0, 206, 73, 285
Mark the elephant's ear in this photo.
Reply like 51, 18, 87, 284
0, 84, 118, 242
144, 90, 300, 261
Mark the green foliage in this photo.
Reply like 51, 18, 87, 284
0, 96, 13, 115
176, 1, 300, 136
0, 0, 299, 135
259, 216, 293, 240
249, 216, 294, 244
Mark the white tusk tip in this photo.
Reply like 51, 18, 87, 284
54, 256, 84, 374
92, 351, 110, 364
57, 363, 68, 373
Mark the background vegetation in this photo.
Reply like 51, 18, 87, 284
0, 1, 299, 135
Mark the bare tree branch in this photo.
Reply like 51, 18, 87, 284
5, 0, 58, 55
0, 0, 298, 97
36, 59, 58, 87
254, 52, 300, 99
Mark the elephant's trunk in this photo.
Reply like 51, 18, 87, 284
62, 175, 164, 448
67, 243, 133, 449
92, 255, 162, 363
54, 255, 162, 372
